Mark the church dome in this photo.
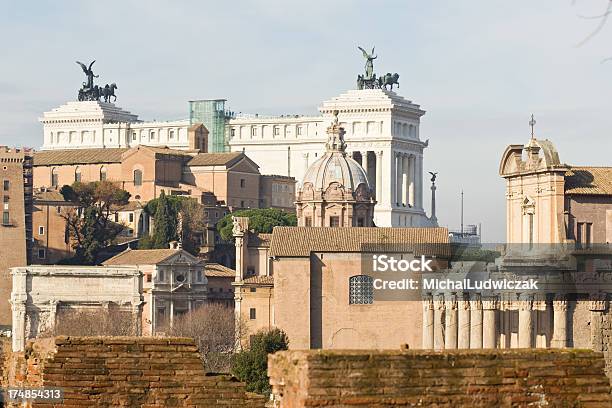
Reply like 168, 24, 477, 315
302, 152, 370, 192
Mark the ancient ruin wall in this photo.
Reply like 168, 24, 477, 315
2, 336, 266, 408
268, 349, 612, 407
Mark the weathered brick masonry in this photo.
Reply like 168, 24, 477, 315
2, 336, 266, 408
268, 349, 612, 407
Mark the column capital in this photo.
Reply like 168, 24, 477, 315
458, 293, 471, 309
589, 293, 608, 312
434, 294, 445, 310
481, 296, 498, 310
517, 294, 533, 311
423, 294, 434, 310
469, 293, 482, 310
444, 293, 458, 310
375, 150, 383, 157
553, 295, 568, 312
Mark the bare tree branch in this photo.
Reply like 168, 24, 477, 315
575, 0, 612, 47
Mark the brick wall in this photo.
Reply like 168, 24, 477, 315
268, 349, 612, 407
3, 336, 266, 408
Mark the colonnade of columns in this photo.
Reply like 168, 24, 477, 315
393, 152, 421, 208
422, 293, 569, 350
350, 150, 382, 200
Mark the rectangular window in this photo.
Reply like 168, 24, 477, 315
273, 126, 280, 136
240, 200, 245, 207
196, 270, 203, 282
169, 130, 175, 139
576, 222, 584, 247
305, 217, 312, 227
51, 173, 58, 188
3, 196, 8, 211
297, 126, 302, 136
129, 213, 134, 223
132, 132, 137, 141
2, 211, 9, 225
39, 226, 44, 235
249, 308, 256, 320
230, 128, 235, 137
251, 127, 257, 137
38, 249, 46, 259
3, 180, 9, 191
357, 217, 365, 227
158, 270, 165, 282
56, 206, 61, 214
330, 216, 340, 227
146, 274, 152, 283
250, 287, 257, 293
240, 178, 245, 188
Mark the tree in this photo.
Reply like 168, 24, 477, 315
217, 209, 297, 242
60, 181, 130, 264
140, 195, 204, 255
231, 328, 289, 395
166, 303, 240, 373
152, 191, 178, 249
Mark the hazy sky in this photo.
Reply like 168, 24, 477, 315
1, 1, 611, 242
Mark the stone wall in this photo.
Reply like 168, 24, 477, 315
3, 336, 266, 408
268, 349, 612, 407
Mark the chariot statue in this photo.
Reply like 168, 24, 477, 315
356, 46, 400, 91
75, 60, 119, 102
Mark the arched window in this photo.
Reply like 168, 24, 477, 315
100, 166, 107, 181
74, 167, 81, 183
133, 169, 143, 186
349, 275, 374, 305
51, 168, 59, 188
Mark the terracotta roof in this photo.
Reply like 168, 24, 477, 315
243, 275, 274, 285
565, 167, 612, 195
248, 233, 272, 248
187, 152, 245, 167
269, 227, 451, 257
34, 189, 67, 202
205, 263, 235, 277
33, 148, 128, 166
111, 201, 145, 212
103, 249, 187, 265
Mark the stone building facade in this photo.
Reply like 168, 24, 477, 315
499, 135, 612, 245
0, 147, 32, 328
259, 174, 296, 212
9, 264, 143, 351
233, 224, 451, 349
102, 248, 208, 335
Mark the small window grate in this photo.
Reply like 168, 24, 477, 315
349, 275, 374, 305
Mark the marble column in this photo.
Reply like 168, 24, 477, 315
408, 155, 415, 207
422, 294, 434, 349
444, 294, 458, 349
402, 154, 409, 206
376, 151, 383, 202
482, 296, 498, 349
390, 151, 397, 206
361, 151, 369, 184
457, 293, 471, 349
415, 155, 423, 210
518, 294, 533, 348
551, 295, 568, 348
469, 294, 483, 348
434, 294, 445, 350
396, 153, 403, 206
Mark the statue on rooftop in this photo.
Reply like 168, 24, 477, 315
75, 60, 119, 102
358, 46, 377, 80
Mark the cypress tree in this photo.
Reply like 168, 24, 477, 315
153, 191, 178, 248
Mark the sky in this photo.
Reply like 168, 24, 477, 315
1, 0, 611, 242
